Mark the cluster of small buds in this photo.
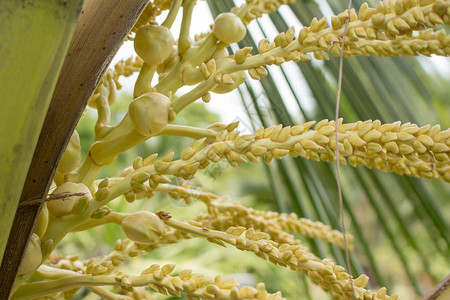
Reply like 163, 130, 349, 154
264, 211, 354, 250
140, 263, 285, 299
37, 255, 282, 299
156, 181, 221, 205
47, 234, 188, 280
167, 0, 449, 114
84, 118, 448, 227
94, 152, 175, 204
196, 212, 300, 247
202, 200, 353, 250
123, 178, 348, 249
88, 53, 142, 106
79, 0, 450, 184
356, 28, 449, 57
83, 0, 450, 178
194, 31, 211, 43
165, 217, 399, 300
85, 239, 145, 276
127, 0, 173, 39
296, 0, 450, 58
232, 0, 297, 25
45, 254, 85, 274
225, 0, 450, 74
112, 56, 143, 89
107, 119, 448, 210
127, 156, 171, 197
206, 119, 449, 182
41, 239, 155, 281
87, 71, 112, 108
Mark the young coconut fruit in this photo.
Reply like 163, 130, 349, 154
213, 13, 246, 44
17, 233, 42, 275
57, 130, 81, 174
128, 92, 172, 136
47, 182, 92, 217
121, 211, 165, 244
134, 24, 174, 66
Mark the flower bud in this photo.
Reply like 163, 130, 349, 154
134, 25, 174, 66
212, 71, 246, 94
57, 130, 81, 174
121, 211, 165, 244
18, 233, 42, 275
47, 182, 92, 217
212, 58, 246, 94
213, 13, 246, 44
129, 92, 171, 136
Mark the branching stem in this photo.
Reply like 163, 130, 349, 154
178, 0, 197, 55
161, 0, 182, 29
158, 124, 217, 140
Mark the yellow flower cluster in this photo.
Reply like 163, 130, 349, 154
295, 0, 450, 58
141, 265, 284, 300
111, 56, 143, 89
138, 180, 351, 248
21, 254, 283, 300
231, 0, 297, 24
201, 200, 354, 250
127, 0, 173, 39
168, 1, 449, 112
105, 119, 449, 203
227, 119, 449, 182
164, 216, 397, 300
257, 0, 450, 60
41, 119, 446, 298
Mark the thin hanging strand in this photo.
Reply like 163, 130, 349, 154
335, 0, 356, 299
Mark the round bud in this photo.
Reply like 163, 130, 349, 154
18, 233, 42, 275
47, 182, 92, 217
213, 13, 246, 44
134, 25, 174, 66
129, 92, 171, 136
121, 211, 165, 244
57, 130, 81, 174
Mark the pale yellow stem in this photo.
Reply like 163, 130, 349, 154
178, 0, 197, 54
133, 63, 156, 98
158, 124, 217, 140
161, 0, 182, 29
